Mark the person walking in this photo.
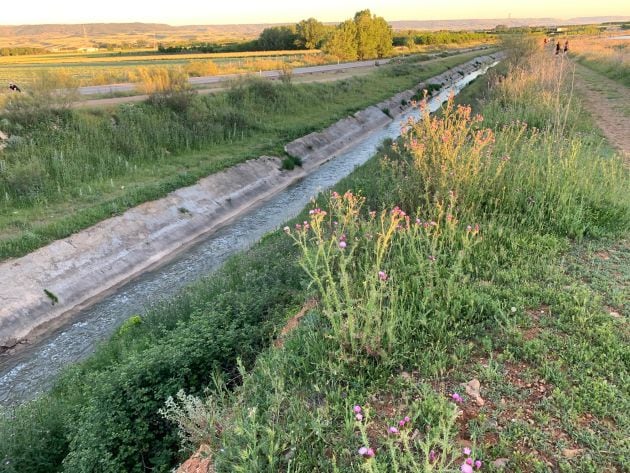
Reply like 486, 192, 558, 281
555, 41, 561, 55
563, 40, 569, 54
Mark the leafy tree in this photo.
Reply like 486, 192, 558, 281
258, 26, 298, 51
295, 18, 328, 49
322, 10, 392, 61
323, 20, 358, 60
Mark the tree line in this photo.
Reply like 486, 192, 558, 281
0, 47, 50, 56
158, 10, 393, 60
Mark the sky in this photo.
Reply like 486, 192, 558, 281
2, 0, 629, 25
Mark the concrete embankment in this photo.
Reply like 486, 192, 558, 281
0, 52, 503, 349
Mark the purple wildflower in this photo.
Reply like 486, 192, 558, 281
378, 271, 388, 281
353, 405, 362, 414
463, 447, 472, 456
461, 464, 473, 473
475, 460, 482, 470
355, 413, 363, 421
339, 241, 347, 249
388, 426, 399, 434
451, 393, 463, 403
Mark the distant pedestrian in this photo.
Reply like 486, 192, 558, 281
563, 40, 569, 53
543, 37, 549, 46
8, 83, 21, 92
555, 41, 561, 55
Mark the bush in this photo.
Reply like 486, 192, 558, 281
137, 67, 196, 112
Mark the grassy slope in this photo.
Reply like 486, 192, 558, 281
161, 51, 629, 473
1, 46, 627, 473
0, 49, 492, 261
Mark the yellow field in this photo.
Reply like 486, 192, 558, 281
0, 49, 327, 87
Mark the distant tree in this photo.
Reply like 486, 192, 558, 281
354, 10, 380, 59
258, 26, 298, 51
322, 10, 392, 61
322, 20, 358, 60
295, 18, 328, 49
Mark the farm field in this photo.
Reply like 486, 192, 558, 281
0, 49, 324, 87
0, 35, 628, 473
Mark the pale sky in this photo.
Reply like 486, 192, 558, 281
2, 0, 629, 25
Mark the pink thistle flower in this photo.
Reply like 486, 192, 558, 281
404, 416, 410, 423
463, 447, 472, 456
353, 405, 362, 414
332, 191, 340, 199
388, 426, 399, 434
358, 447, 368, 456
378, 271, 388, 281
339, 241, 347, 249
461, 464, 473, 473
466, 457, 473, 465
451, 393, 463, 403
475, 460, 482, 469
355, 413, 363, 421
429, 450, 437, 463
398, 420, 405, 427
366, 448, 375, 458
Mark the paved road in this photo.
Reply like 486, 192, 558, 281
77, 58, 395, 96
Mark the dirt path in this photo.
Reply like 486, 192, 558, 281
572, 62, 630, 160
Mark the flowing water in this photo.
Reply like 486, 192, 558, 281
0, 63, 497, 406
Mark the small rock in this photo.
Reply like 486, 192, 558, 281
492, 458, 509, 469
609, 310, 621, 319
562, 448, 583, 459
464, 378, 485, 406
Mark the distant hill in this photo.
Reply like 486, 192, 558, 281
390, 16, 630, 30
1, 16, 629, 49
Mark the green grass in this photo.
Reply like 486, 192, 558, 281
0, 49, 493, 261
572, 55, 630, 88
0, 45, 627, 473
161, 49, 629, 473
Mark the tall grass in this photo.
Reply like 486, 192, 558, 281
570, 37, 630, 86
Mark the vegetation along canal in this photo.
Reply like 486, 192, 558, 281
0, 62, 497, 406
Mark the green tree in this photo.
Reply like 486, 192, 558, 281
322, 10, 392, 61
258, 26, 298, 50
295, 18, 328, 49
323, 20, 358, 60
